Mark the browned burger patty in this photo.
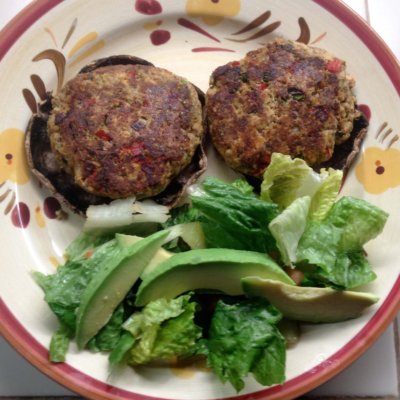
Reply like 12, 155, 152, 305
47, 63, 204, 199
206, 38, 362, 177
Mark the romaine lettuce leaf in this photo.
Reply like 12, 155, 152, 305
162, 203, 203, 227
191, 177, 279, 253
252, 333, 287, 388
34, 238, 120, 330
231, 179, 256, 196
109, 332, 136, 366
260, 153, 342, 221
202, 298, 285, 392
65, 231, 113, 261
268, 196, 311, 266
312, 250, 377, 289
199, 222, 248, 250
49, 323, 72, 363
121, 295, 201, 365
324, 196, 388, 251
261, 153, 313, 208
297, 196, 388, 289
309, 168, 343, 221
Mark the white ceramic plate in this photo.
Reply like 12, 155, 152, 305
0, 1, 399, 399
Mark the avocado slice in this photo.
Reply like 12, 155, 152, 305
75, 229, 170, 349
242, 277, 379, 323
116, 233, 143, 247
116, 233, 173, 279
135, 248, 294, 306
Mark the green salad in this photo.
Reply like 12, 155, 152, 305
34, 153, 388, 392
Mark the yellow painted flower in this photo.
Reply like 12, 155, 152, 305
35, 205, 46, 228
0, 128, 30, 184
186, 0, 241, 25
355, 147, 400, 194
143, 20, 162, 31
68, 32, 98, 58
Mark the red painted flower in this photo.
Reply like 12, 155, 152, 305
11, 202, 30, 228
43, 197, 62, 219
150, 30, 171, 45
135, 0, 162, 15
358, 104, 371, 121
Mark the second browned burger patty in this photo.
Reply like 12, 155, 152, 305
48, 64, 204, 199
206, 38, 361, 177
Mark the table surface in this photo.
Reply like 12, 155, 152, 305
0, 0, 399, 399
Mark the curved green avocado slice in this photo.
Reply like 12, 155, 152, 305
135, 248, 294, 306
116, 233, 173, 279
242, 277, 379, 323
75, 229, 170, 349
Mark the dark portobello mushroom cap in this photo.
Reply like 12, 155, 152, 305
25, 55, 208, 215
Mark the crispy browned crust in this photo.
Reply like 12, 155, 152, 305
206, 38, 362, 177
25, 55, 207, 215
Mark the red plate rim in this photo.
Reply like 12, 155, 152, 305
0, 1, 399, 399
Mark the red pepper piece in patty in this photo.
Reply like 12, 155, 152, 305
95, 129, 112, 141
326, 58, 343, 73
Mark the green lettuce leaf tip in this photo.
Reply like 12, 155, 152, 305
260, 153, 342, 221
203, 298, 285, 392
269, 196, 311, 266
190, 177, 279, 253
297, 196, 388, 289
121, 295, 201, 366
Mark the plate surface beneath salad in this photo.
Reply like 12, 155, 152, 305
0, 0, 399, 399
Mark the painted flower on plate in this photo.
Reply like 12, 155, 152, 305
186, 0, 241, 25
0, 128, 30, 185
355, 147, 400, 194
